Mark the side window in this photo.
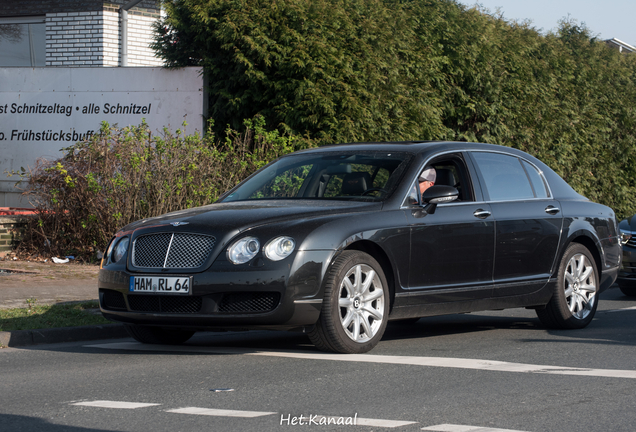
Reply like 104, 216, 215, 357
404, 154, 474, 205
522, 160, 550, 198
472, 152, 534, 201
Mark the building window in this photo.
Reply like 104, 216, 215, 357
0, 17, 46, 67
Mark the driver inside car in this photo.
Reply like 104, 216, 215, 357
408, 167, 437, 204
418, 167, 436, 195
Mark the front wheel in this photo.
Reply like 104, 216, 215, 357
536, 243, 599, 329
309, 251, 389, 354
124, 324, 195, 345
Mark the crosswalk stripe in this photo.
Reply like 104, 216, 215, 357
422, 424, 529, 432
72, 400, 161, 409
86, 342, 636, 379
166, 407, 275, 417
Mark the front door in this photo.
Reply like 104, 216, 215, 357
407, 203, 495, 302
405, 153, 495, 303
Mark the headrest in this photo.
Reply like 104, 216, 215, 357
341, 172, 372, 195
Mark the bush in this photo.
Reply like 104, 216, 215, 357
12, 117, 308, 260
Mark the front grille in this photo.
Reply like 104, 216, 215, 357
627, 238, 636, 248
218, 292, 280, 313
128, 295, 202, 313
101, 290, 126, 310
133, 233, 215, 269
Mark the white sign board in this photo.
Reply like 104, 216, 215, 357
0, 67, 204, 207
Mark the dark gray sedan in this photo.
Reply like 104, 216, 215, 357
98, 141, 620, 353
618, 216, 636, 297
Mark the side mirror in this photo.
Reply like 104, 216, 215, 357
421, 185, 459, 215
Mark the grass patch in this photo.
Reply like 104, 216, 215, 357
0, 301, 110, 331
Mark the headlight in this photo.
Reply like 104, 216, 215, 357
105, 237, 117, 262
227, 236, 260, 264
112, 237, 130, 263
620, 229, 633, 246
264, 236, 295, 261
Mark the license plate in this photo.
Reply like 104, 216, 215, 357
129, 276, 191, 294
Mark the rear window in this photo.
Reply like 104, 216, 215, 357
472, 152, 535, 201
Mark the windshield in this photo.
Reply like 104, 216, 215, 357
220, 151, 412, 202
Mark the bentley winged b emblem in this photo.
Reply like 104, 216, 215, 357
170, 221, 189, 227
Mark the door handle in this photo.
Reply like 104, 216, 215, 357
545, 206, 560, 215
473, 209, 491, 219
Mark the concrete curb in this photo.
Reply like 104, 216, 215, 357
0, 323, 128, 347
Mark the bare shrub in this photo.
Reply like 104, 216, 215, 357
11, 117, 308, 261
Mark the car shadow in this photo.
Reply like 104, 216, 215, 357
17, 287, 636, 354
1, 414, 116, 432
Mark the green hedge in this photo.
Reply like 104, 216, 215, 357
153, 0, 636, 218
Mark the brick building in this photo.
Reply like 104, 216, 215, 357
0, 0, 163, 67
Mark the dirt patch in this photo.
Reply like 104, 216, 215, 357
0, 260, 99, 283
0, 259, 100, 309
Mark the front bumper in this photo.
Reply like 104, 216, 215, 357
98, 250, 334, 330
617, 245, 636, 286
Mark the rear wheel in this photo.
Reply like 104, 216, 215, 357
124, 324, 195, 345
536, 243, 598, 329
309, 251, 389, 354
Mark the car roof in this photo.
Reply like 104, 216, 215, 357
293, 141, 512, 155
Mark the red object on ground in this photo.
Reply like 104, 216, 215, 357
0, 207, 37, 216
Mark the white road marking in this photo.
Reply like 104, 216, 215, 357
604, 306, 636, 313
167, 407, 275, 418
346, 417, 416, 428
422, 425, 529, 432
86, 342, 636, 379
310, 415, 416, 428
72, 400, 161, 409
71, 402, 414, 425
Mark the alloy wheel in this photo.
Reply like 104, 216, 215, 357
338, 263, 385, 343
563, 253, 597, 320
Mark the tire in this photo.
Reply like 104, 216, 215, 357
618, 284, 636, 297
309, 251, 389, 354
536, 243, 599, 329
124, 324, 195, 345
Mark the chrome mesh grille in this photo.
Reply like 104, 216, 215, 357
133, 233, 215, 269
133, 233, 172, 268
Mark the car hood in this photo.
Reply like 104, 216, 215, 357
119, 200, 383, 234
620, 214, 636, 232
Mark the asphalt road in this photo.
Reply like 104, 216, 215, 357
1, 287, 635, 432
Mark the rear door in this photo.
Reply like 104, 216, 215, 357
469, 151, 562, 297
